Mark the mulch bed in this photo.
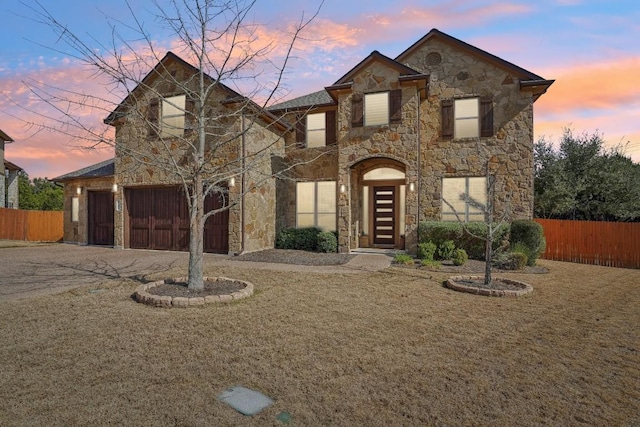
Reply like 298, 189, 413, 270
233, 249, 356, 266
147, 280, 245, 298
397, 258, 549, 274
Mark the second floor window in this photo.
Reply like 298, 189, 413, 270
442, 97, 493, 140
365, 92, 389, 126
161, 95, 186, 138
306, 113, 326, 148
295, 110, 336, 148
352, 89, 402, 128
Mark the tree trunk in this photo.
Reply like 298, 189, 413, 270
484, 233, 492, 286
187, 176, 205, 290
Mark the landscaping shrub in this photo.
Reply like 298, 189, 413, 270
275, 227, 321, 251
510, 220, 546, 266
417, 242, 437, 261
394, 253, 414, 265
493, 251, 528, 270
437, 240, 456, 260
452, 248, 468, 266
316, 231, 338, 253
420, 259, 441, 269
418, 221, 509, 260
275, 228, 297, 249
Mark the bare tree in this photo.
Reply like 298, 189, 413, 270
443, 160, 512, 286
18, 0, 324, 290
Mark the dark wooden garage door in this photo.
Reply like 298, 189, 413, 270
88, 191, 114, 246
126, 187, 228, 253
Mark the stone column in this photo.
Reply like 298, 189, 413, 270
6, 170, 19, 209
0, 169, 5, 208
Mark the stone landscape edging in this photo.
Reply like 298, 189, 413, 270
446, 275, 533, 297
134, 276, 254, 308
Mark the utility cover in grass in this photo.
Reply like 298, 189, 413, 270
217, 385, 274, 416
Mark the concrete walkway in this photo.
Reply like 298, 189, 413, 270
0, 242, 393, 301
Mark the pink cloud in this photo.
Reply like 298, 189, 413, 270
536, 56, 640, 115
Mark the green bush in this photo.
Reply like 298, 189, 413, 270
418, 221, 509, 260
510, 220, 546, 266
437, 240, 456, 260
316, 231, 337, 253
275, 228, 296, 249
420, 259, 441, 269
394, 253, 414, 265
275, 227, 321, 251
417, 242, 437, 261
452, 248, 468, 266
493, 251, 528, 270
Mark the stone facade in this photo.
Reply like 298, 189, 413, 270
60, 177, 114, 245
55, 29, 552, 255
271, 29, 552, 253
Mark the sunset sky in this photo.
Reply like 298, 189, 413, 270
1, 0, 639, 179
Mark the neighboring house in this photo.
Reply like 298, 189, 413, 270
55, 28, 553, 254
1, 129, 22, 209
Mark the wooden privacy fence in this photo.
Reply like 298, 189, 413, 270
535, 219, 640, 269
0, 208, 63, 242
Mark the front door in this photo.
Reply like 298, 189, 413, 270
373, 186, 395, 246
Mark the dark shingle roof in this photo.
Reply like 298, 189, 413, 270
268, 90, 334, 111
52, 158, 114, 181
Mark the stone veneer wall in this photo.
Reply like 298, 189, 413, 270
402, 38, 536, 222
236, 116, 286, 253
110, 57, 291, 253
335, 61, 421, 252
61, 177, 115, 245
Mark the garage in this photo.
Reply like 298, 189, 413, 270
88, 191, 115, 246
125, 187, 229, 254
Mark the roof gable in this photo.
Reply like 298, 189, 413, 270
0, 129, 14, 143
396, 28, 544, 81
104, 52, 243, 125
333, 50, 422, 85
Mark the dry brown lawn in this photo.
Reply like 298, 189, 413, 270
1, 259, 638, 426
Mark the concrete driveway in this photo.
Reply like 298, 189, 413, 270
0, 242, 392, 301
0, 243, 202, 301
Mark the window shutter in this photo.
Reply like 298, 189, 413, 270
441, 99, 454, 140
389, 89, 402, 124
351, 93, 363, 128
326, 110, 337, 145
295, 114, 306, 148
480, 97, 494, 137
147, 98, 159, 137
184, 98, 196, 136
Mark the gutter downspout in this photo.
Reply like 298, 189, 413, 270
240, 114, 246, 254
416, 86, 421, 250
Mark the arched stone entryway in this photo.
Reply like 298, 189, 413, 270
346, 157, 412, 251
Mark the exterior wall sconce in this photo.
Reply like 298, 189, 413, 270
112, 184, 118, 193
228, 177, 236, 187
76, 186, 82, 195
409, 182, 415, 192
340, 184, 346, 194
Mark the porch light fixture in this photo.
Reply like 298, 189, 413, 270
409, 182, 415, 192
111, 184, 118, 193
76, 186, 82, 195
340, 184, 346, 194
228, 177, 236, 187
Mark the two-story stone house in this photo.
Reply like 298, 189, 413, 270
55, 28, 553, 254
